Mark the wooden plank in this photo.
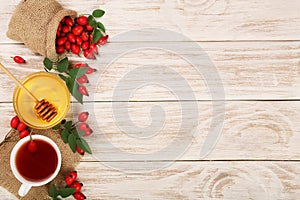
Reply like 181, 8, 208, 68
1, 0, 300, 43
1, 101, 300, 161
73, 161, 300, 199
0, 42, 299, 101
1, 161, 299, 199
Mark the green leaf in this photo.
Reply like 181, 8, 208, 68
57, 57, 69, 73
58, 74, 68, 84
69, 67, 88, 80
52, 123, 61, 130
93, 29, 102, 43
76, 138, 92, 154
59, 188, 76, 198
61, 129, 69, 143
88, 15, 97, 27
67, 79, 83, 104
97, 22, 106, 33
49, 184, 58, 198
92, 9, 105, 18
78, 129, 86, 137
71, 129, 80, 138
64, 121, 73, 129
68, 134, 77, 153
43, 58, 53, 71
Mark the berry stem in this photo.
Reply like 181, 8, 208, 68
29, 130, 33, 141
71, 121, 80, 129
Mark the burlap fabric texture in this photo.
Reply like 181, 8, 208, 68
7, 0, 77, 61
0, 129, 82, 199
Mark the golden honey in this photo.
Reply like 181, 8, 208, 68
13, 72, 70, 129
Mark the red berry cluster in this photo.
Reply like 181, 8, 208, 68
72, 63, 96, 96
56, 16, 108, 59
76, 111, 92, 155
10, 116, 33, 139
65, 171, 86, 200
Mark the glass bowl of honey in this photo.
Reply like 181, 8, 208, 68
13, 72, 70, 129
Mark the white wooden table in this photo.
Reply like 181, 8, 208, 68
1, 0, 300, 199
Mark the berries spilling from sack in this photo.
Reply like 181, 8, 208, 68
55, 10, 108, 59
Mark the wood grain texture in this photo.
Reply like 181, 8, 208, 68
72, 161, 300, 200
1, 101, 300, 161
2, 161, 300, 200
1, 0, 300, 43
0, 42, 299, 101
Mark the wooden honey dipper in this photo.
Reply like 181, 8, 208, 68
0, 63, 58, 122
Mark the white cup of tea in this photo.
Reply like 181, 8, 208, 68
10, 135, 61, 197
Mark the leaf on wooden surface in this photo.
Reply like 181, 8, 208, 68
92, 29, 102, 43
69, 67, 88, 80
43, 57, 53, 71
59, 188, 75, 198
49, 184, 58, 198
61, 129, 69, 144
57, 57, 68, 73
92, 9, 105, 18
88, 15, 97, 27
97, 22, 106, 33
76, 137, 92, 154
68, 134, 77, 153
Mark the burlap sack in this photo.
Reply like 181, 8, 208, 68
0, 129, 82, 199
7, 0, 77, 61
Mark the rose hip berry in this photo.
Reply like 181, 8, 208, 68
86, 66, 97, 74
67, 33, 76, 43
76, 36, 83, 46
71, 44, 81, 55
78, 112, 89, 122
13, 56, 26, 64
83, 49, 95, 59
72, 25, 84, 35
64, 41, 71, 51
81, 32, 89, 41
81, 41, 89, 50
65, 171, 77, 185
89, 34, 93, 42
78, 122, 89, 131
98, 35, 109, 46
69, 181, 83, 193
77, 16, 88, 26
73, 192, 86, 200
27, 140, 37, 153
83, 129, 92, 137
65, 176, 74, 185
10, 116, 19, 129
56, 37, 67, 46
85, 24, 94, 31
62, 25, 70, 33
56, 45, 65, 54
65, 17, 74, 27
77, 75, 89, 84
19, 129, 29, 139
89, 43, 98, 55
78, 86, 89, 96
17, 122, 27, 132
74, 63, 88, 68
58, 24, 62, 32
76, 146, 85, 155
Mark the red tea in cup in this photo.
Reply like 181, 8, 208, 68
10, 135, 62, 197
15, 139, 58, 181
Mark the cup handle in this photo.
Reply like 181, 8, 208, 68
18, 183, 31, 197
